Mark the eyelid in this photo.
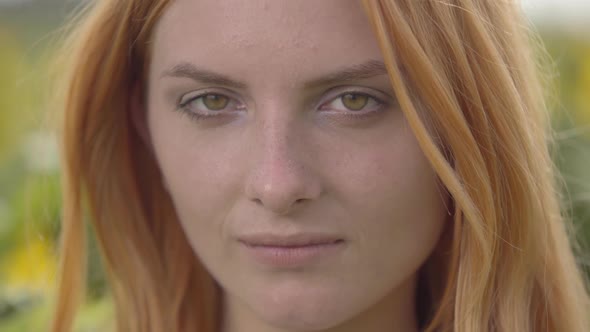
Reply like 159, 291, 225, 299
178, 88, 244, 107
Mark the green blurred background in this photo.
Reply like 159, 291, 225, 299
0, 0, 589, 331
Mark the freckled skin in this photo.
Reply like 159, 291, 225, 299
145, 1, 450, 331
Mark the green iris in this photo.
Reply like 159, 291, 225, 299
202, 94, 229, 110
341, 93, 369, 111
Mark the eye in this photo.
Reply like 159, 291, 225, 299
176, 91, 245, 122
181, 93, 232, 112
322, 92, 383, 113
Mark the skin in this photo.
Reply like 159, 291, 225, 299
143, 0, 449, 331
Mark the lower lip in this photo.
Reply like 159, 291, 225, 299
240, 241, 344, 268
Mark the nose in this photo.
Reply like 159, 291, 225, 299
244, 115, 322, 215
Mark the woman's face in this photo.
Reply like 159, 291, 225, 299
146, 0, 449, 330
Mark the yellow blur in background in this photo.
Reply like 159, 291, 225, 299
0, 0, 589, 331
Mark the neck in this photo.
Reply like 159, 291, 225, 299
220, 275, 420, 332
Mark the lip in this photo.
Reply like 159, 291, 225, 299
237, 232, 343, 247
237, 233, 345, 268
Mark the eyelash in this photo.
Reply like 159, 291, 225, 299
176, 89, 390, 122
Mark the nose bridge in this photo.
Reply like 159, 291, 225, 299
244, 105, 320, 215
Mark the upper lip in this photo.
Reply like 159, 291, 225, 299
238, 232, 344, 247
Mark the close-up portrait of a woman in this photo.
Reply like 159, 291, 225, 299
43, 0, 590, 331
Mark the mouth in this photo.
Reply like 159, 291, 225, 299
237, 232, 346, 268
237, 232, 344, 247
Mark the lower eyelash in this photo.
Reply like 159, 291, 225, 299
175, 106, 216, 122
338, 102, 388, 120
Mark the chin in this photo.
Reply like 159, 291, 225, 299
259, 307, 343, 331
250, 284, 354, 331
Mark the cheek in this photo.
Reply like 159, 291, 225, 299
147, 116, 249, 284
336, 126, 447, 225
335, 131, 448, 278
147, 109, 244, 241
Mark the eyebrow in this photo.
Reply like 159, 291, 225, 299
160, 62, 248, 89
304, 59, 389, 88
160, 59, 389, 89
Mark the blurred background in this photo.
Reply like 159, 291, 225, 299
0, 0, 589, 331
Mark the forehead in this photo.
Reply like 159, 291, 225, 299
150, 0, 383, 84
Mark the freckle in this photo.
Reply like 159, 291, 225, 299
310, 43, 319, 53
